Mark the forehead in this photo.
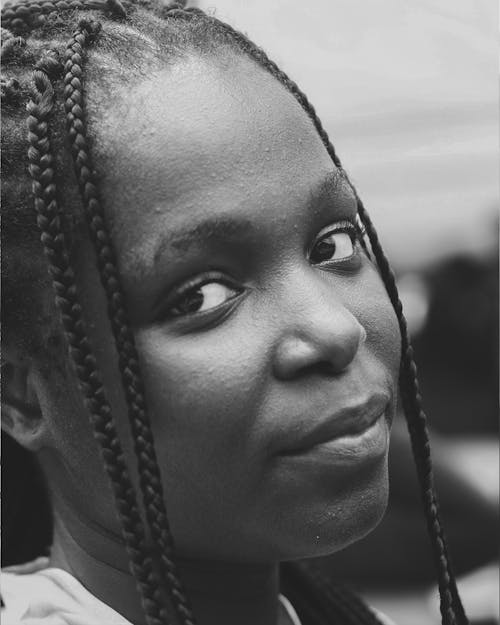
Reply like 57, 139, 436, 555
89, 53, 336, 271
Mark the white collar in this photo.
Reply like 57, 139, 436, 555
278, 593, 302, 625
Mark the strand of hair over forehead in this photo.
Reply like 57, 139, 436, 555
64, 19, 196, 625
1, 2, 467, 624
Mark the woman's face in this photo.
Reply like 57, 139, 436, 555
77, 53, 401, 561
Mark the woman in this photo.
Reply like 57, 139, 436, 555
1, 1, 467, 623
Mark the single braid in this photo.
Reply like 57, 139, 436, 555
179, 12, 467, 625
63, 18, 196, 625
354, 199, 468, 625
26, 52, 171, 625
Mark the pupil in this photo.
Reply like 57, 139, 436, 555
179, 290, 204, 313
312, 237, 336, 262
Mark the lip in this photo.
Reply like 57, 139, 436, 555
278, 392, 390, 456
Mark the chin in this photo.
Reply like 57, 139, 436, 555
275, 460, 390, 561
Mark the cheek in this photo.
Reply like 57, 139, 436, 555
134, 324, 280, 557
353, 263, 401, 382
134, 325, 269, 476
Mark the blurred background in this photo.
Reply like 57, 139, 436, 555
2, 1, 498, 623
196, 1, 498, 623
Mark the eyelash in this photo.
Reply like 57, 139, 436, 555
159, 271, 242, 321
309, 219, 365, 263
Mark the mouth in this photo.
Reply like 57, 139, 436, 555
278, 392, 390, 456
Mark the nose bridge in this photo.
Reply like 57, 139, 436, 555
272, 266, 366, 379
282, 264, 361, 330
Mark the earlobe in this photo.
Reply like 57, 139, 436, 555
1, 361, 47, 451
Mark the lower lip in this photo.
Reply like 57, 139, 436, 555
279, 414, 389, 466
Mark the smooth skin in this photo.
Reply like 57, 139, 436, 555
3, 52, 400, 625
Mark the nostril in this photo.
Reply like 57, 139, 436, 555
310, 359, 348, 378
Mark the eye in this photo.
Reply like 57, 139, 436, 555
310, 229, 356, 264
168, 281, 240, 318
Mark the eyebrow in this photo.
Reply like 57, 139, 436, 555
152, 217, 255, 265
148, 169, 351, 267
307, 168, 351, 212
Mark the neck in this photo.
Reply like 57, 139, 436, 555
50, 497, 280, 625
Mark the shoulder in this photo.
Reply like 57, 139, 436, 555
1, 561, 131, 625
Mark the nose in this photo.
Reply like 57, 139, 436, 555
272, 271, 367, 380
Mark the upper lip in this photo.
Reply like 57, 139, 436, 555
279, 392, 389, 455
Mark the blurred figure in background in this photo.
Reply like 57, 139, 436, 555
412, 253, 498, 435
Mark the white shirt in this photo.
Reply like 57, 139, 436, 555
1, 562, 302, 625
1, 560, 395, 625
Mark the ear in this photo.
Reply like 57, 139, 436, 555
1, 353, 47, 451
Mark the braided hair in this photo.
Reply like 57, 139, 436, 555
1, 1, 468, 624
